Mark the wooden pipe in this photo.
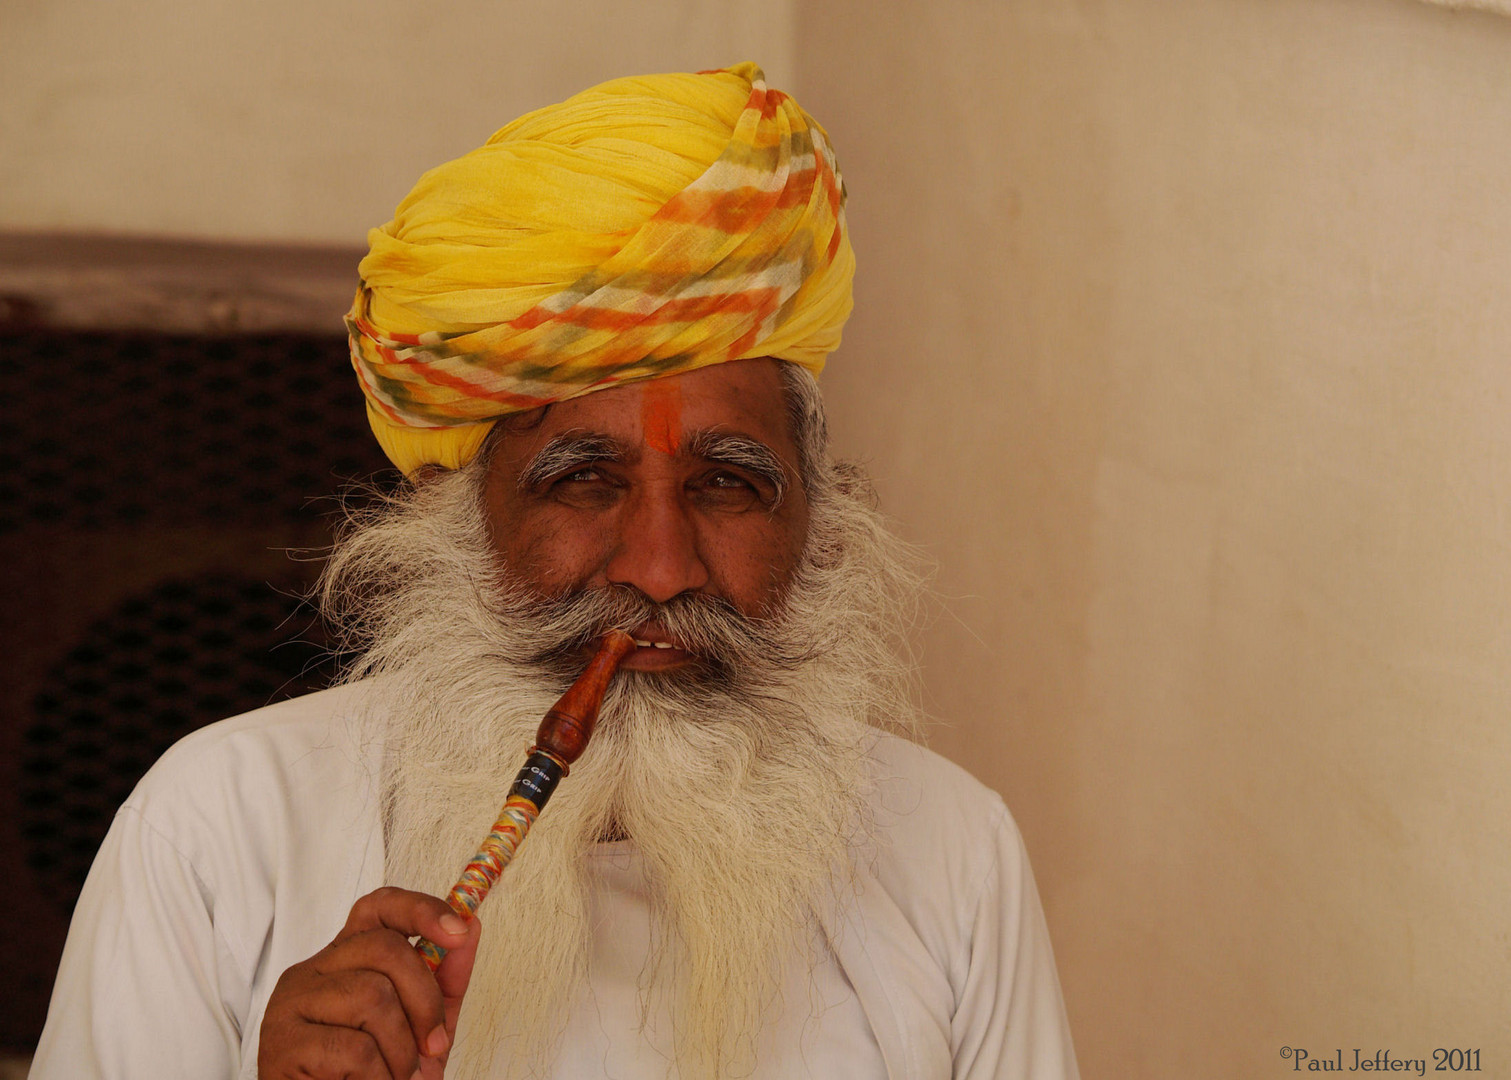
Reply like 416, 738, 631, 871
535, 628, 637, 764
415, 629, 636, 970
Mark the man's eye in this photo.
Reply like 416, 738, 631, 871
693, 470, 763, 510
546, 466, 618, 508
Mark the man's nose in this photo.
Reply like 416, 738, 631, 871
604, 484, 711, 603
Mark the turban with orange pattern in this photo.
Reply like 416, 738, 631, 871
347, 62, 854, 475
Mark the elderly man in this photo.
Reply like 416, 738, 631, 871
33, 64, 1078, 1079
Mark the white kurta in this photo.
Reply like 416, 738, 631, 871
32, 684, 1079, 1079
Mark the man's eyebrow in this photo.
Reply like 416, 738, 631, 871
517, 432, 625, 490
687, 430, 790, 507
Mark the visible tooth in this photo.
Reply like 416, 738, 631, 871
633, 639, 653, 647
652, 641, 673, 649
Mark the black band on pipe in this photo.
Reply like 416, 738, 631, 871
510, 751, 566, 809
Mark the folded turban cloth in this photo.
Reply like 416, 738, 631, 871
348, 61, 854, 475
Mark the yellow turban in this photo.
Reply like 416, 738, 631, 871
348, 61, 854, 475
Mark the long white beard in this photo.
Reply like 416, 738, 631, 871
320, 456, 923, 1079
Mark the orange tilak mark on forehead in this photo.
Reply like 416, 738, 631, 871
641, 379, 683, 455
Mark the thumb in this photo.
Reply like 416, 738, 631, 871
436, 913, 482, 1034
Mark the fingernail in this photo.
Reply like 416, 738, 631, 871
439, 913, 467, 936
426, 1025, 451, 1056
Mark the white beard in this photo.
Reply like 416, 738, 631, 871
320, 455, 923, 1079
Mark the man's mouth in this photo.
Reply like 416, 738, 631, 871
617, 628, 694, 670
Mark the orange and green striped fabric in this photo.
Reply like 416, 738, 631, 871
347, 62, 854, 474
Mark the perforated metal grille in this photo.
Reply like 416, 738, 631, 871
20, 576, 343, 908
3, 330, 392, 934
1, 332, 384, 532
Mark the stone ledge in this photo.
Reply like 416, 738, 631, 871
0, 232, 364, 334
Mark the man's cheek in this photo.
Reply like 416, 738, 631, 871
511, 522, 612, 595
711, 530, 802, 614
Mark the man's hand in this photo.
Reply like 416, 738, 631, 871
258, 887, 481, 1079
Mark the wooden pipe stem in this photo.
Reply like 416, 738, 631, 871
413, 629, 636, 971
535, 629, 636, 764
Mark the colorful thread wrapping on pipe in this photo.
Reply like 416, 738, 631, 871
415, 629, 636, 970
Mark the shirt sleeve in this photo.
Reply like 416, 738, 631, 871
30, 805, 248, 1080
950, 807, 1080, 1080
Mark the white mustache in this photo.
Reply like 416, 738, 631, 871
489, 583, 818, 680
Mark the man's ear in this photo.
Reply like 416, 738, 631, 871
410, 463, 451, 484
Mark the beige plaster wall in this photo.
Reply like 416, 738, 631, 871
800, 0, 1511, 1074
0, 0, 793, 244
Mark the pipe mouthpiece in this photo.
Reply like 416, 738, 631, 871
534, 630, 636, 763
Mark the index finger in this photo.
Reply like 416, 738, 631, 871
337, 886, 472, 950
